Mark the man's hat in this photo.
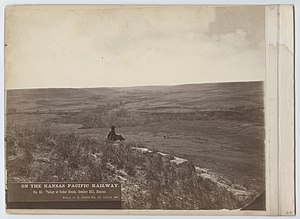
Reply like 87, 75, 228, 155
111, 125, 116, 129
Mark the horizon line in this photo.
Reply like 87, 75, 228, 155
5, 80, 264, 90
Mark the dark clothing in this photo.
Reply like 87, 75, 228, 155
107, 130, 125, 142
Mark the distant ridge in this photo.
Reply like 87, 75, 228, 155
6, 80, 263, 91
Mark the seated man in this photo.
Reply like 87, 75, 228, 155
107, 125, 125, 142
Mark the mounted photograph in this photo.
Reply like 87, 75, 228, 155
4, 4, 294, 215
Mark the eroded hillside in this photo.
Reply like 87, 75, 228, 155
6, 126, 257, 209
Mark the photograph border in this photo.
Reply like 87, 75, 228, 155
1, 1, 296, 217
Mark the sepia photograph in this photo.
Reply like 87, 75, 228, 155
4, 4, 291, 214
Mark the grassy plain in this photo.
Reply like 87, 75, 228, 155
6, 81, 265, 193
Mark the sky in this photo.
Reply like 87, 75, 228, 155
5, 5, 265, 89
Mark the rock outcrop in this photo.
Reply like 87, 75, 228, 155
104, 142, 258, 210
